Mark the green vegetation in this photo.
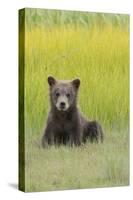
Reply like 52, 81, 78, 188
22, 8, 129, 191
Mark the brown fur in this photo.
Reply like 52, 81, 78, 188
42, 76, 103, 147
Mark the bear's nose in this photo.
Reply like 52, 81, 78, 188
60, 102, 66, 108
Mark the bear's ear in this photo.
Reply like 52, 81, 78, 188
72, 78, 80, 89
48, 76, 56, 86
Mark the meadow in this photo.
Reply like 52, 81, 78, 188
22, 9, 129, 191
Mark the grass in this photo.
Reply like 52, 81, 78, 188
21, 9, 129, 191
25, 129, 129, 192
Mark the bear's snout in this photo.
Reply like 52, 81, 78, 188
56, 95, 69, 111
60, 101, 66, 109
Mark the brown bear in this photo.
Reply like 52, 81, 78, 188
42, 76, 103, 147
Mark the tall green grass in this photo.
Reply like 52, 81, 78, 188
23, 9, 129, 191
24, 8, 129, 30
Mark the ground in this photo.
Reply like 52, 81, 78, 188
25, 129, 129, 192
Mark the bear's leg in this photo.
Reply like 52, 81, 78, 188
69, 131, 81, 146
42, 125, 54, 148
83, 120, 104, 143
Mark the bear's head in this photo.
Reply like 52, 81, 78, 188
48, 76, 80, 111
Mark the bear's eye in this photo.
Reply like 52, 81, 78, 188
56, 92, 60, 97
66, 93, 70, 98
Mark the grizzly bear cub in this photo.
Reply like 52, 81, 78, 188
42, 76, 103, 147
